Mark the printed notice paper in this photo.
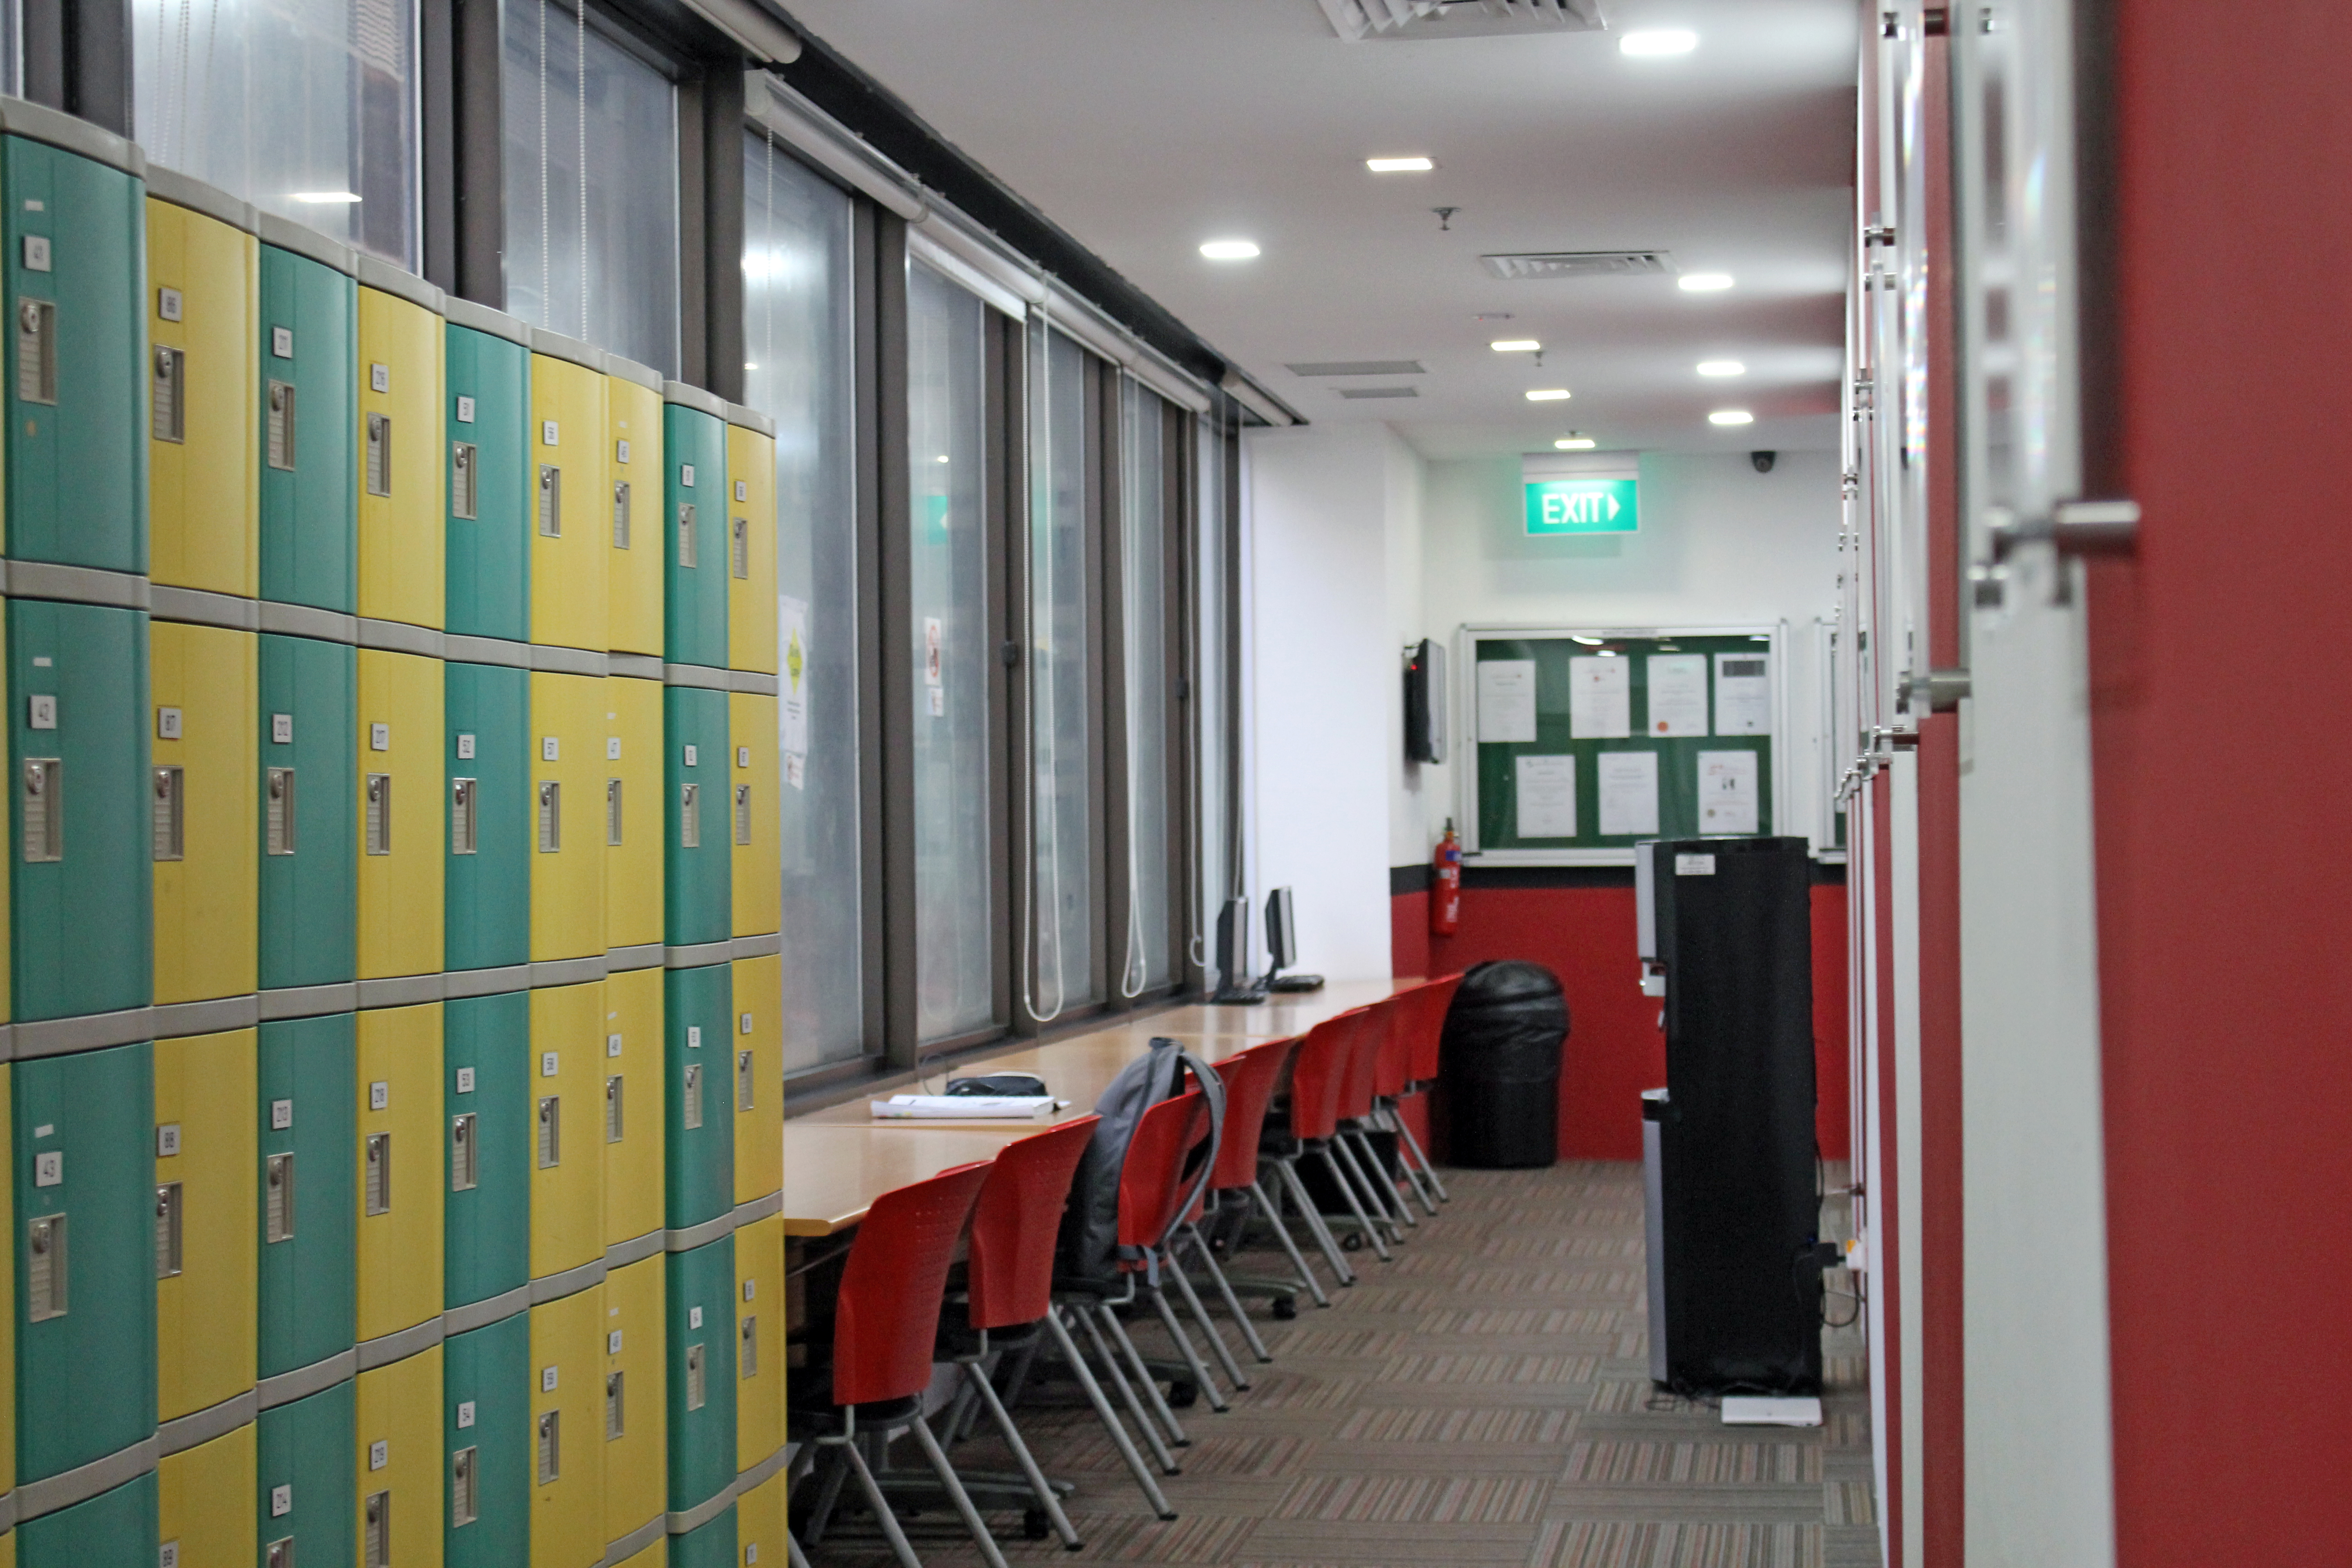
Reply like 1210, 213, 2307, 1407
1697, 750, 1760, 834
1568, 655, 1632, 738
1646, 654, 1709, 736
1478, 660, 1539, 743
1714, 651, 1772, 735
1597, 751, 1660, 837
780, 595, 810, 759
1516, 754, 1578, 838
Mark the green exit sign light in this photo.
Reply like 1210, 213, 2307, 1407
1525, 475, 1638, 535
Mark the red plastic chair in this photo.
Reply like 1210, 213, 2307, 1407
1263, 1010, 1387, 1274
1199, 1037, 1328, 1326
1391, 975, 1464, 1204
1333, 997, 1416, 1241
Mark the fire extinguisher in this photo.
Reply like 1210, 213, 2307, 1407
1431, 818, 1462, 937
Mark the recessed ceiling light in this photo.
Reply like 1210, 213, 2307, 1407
1678, 273, 1734, 292
291, 191, 362, 204
1571, 636, 1606, 646
1526, 388, 1571, 402
1366, 157, 1435, 173
1553, 435, 1597, 450
1200, 239, 1260, 261
1490, 339, 1541, 353
1708, 409, 1755, 426
1619, 29, 1698, 56
1696, 359, 1745, 377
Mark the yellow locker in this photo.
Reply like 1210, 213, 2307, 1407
599, 965, 662, 1250
0, 1065, 12, 1498
157, 1421, 258, 1568
152, 621, 260, 1005
728, 694, 780, 940
155, 1028, 259, 1422
736, 1467, 788, 1568
604, 362, 663, 657
529, 340, 610, 653
602, 676, 662, 953
732, 1214, 785, 1472
357, 269, 447, 630
528, 1289, 604, 1568
528, 982, 604, 1282
529, 672, 608, 963
146, 177, 260, 598
724, 416, 777, 676
356, 1004, 445, 1343
598, 1255, 666, 1550
356, 1345, 445, 1568
730, 956, 780, 1208
607, 1544, 659, 1568
357, 648, 446, 981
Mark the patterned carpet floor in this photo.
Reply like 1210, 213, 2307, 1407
803, 1159, 1878, 1568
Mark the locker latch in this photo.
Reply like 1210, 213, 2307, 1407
677, 502, 697, 568
605, 1075, 624, 1143
155, 1181, 184, 1278
740, 1313, 758, 1379
364, 1490, 390, 1568
451, 1446, 479, 1527
605, 1371, 625, 1439
266, 1152, 297, 1242
537, 1410, 561, 1484
734, 783, 752, 846
268, 380, 297, 470
152, 345, 186, 443
451, 1113, 478, 1191
266, 1537, 294, 1568
612, 481, 632, 549
17, 298, 56, 405
267, 767, 298, 855
679, 782, 700, 849
451, 777, 476, 855
606, 778, 623, 845
538, 781, 561, 853
682, 1063, 703, 1130
731, 516, 750, 578
737, 1049, 755, 1113
21, 757, 62, 862
685, 1342, 706, 1410
27, 1212, 67, 1320
364, 1132, 392, 1215
537, 1096, 560, 1169
366, 773, 392, 856
451, 442, 478, 519
539, 464, 561, 537
152, 765, 185, 862
366, 412, 392, 497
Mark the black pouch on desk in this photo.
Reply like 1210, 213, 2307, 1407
946, 1073, 1049, 1098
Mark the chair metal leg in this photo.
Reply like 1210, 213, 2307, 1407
1068, 1303, 1181, 1475
1165, 1248, 1251, 1390
908, 1411, 1012, 1568
1100, 1298, 1194, 1443
1381, 1107, 1441, 1216
787, 1529, 817, 1568
1144, 1277, 1231, 1411
1046, 1307, 1177, 1514
1275, 1158, 1358, 1284
1186, 1222, 1274, 1361
966, 1359, 1083, 1549
1343, 1126, 1413, 1236
804, 1443, 852, 1544
1317, 1143, 1392, 1261
1397, 1093, 1451, 1202
1251, 1177, 1333, 1305
838, 1437, 925, 1568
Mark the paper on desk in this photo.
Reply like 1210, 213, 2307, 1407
869, 1095, 1057, 1120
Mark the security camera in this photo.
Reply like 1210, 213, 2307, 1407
1751, 450, 1777, 473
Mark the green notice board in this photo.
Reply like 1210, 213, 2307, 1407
1464, 626, 1779, 861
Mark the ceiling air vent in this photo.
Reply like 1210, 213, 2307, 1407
1316, 0, 1605, 41
1286, 359, 1426, 377
1338, 386, 1418, 400
1480, 250, 1673, 281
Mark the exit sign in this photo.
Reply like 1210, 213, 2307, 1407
1525, 476, 1638, 535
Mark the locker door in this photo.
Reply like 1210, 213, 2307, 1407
662, 965, 734, 1233
723, 419, 776, 676
662, 1235, 735, 1514
353, 1344, 445, 1568
443, 1314, 529, 1568
152, 621, 260, 1006
356, 276, 446, 631
9, 599, 152, 1022
356, 648, 445, 982
736, 1467, 788, 1568
661, 398, 728, 670
155, 1027, 259, 1424
157, 1418, 258, 1568
258, 633, 358, 992
666, 1504, 736, 1568
528, 673, 607, 964
729, 956, 781, 1210
603, 365, 663, 658
599, 966, 662, 1251
597, 1254, 664, 1551
527, 1288, 603, 1568
731, 1214, 784, 1472
12, 1041, 153, 1483
443, 992, 529, 1312
602, 676, 662, 954
662, 686, 730, 950
1, 127, 146, 573
444, 662, 528, 974
354, 1003, 443, 1344
528, 344, 610, 653
256, 1375, 355, 1568
526, 982, 604, 1283
444, 317, 531, 643
258, 235, 358, 613
146, 186, 260, 598
727, 694, 779, 941
258, 1013, 356, 1379
14, 1472, 155, 1568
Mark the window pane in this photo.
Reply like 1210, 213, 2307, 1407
1121, 380, 1173, 992
502, 0, 678, 372
909, 263, 995, 1043
1197, 416, 1232, 985
1029, 325, 1093, 1015
744, 134, 860, 1071
135, 0, 421, 268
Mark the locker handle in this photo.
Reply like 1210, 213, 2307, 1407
451, 1446, 479, 1527
537, 1096, 560, 1169
27, 1211, 67, 1320
740, 1313, 758, 1379
366, 773, 392, 856
153, 344, 186, 443
539, 463, 562, 537
606, 777, 623, 846
612, 480, 632, 549
677, 502, 697, 567
737, 1049, 755, 1113
365, 1132, 392, 1215
734, 782, 752, 846
267, 379, 297, 471
605, 1075, 624, 1143
365, 412, 392, 497
537, 1409, 561, 1484
451, 1113, 478, 1191
685, 1342, 706, 1410
17, 297, 56, 405
679, 782, 700, 849
451, 776, 477, 855
364, 1490, 390, 1568
682, 1063, 703, 1130
266, 1152, 297, 1242
731, 516, 750, 578
605, 1371, 625, 1439
266, 1537, 294, 1568
451, 441, 479, 520
538, 780, 561, 853
155, 1181, 184, 1279
267, 767, 298, 855
21, 757, 62, 863
152, 765, 185, 862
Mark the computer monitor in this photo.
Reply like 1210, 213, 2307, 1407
1265, 887, 1298, 977
1212, 896, 1264, 1004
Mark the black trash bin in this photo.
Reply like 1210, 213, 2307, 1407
1441, 960, 1568, 1167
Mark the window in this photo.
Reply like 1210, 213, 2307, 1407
743, 133, 861, 1073
501, 0, 678, 371
1024, 323, 1096, 1020
1197, 409, 1238, 986
1119, 378, 1176, 995
135, 0, 421, 267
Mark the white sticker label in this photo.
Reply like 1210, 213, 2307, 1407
608, 1330, 623, 1354
456, 394, 475, 423
162, 1541, 180, 1568
542, 1052, 559, 1078
272, 326, 294, 359
157, 706, 183, 740
34, 1151, 62, 1186
271, 1485, 294, 1517
607, 737, 622, 760
272, 1099, 294, 1131
456, 1067, 475, 1094
456, 1401, 475, 1429
369, 1440, 388, 1470
22, 235, 50, 271
456, 733, 475, 760
689, 1306, 703, 1329
371, 723, 390, 751
542, 736, 560, 762
736, 747, 750, 769
742, 1279, 755, 1301
370, 1081, 390, 1111
680, 463, 695, 487
158, 286, 183, 323
157, 1123, 182, 1157
273, 713, 295, 745
683, 745, 698, 767
686, 1026, 702, 1049
1675, 853, 1717, 876
616, 438, 631, 463
734, 480, 747, 502
740, 1013, 753, 1035
607, 1033, 623, 1058
543, 420, 559, 446
29, 694, 57, 730
541, 1365, 559, 1392
370, 363, 390, 394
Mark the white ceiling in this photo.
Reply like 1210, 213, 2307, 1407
779, 0, 1858, 458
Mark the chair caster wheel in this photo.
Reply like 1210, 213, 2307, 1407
1168, 1380, 1199, 1409
1272, 1297, 1299, 1320
1342, 1234, 1363, 1252
1024, 1509, 1052, 1541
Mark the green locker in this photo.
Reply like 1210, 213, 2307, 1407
259, 632, 358, 992
444, 991, 529, 1311
667, 1502, 737, 1568
661, 392, 728, 670
662, 1234, 735, 1514
257, 1376, 355, 1568
15, 1470, 155, 1568
662, 686, 730, 949
258, 1013, 357, 1380
0, 106, 147, 574
12, 1042, 154, 1482
445, 304, 531, 643
662, 965, 733, 1233
258, 218, 359, 612
9, 599, 151, 1022
445, 663, 529, 973
444, 1313, 530, 1568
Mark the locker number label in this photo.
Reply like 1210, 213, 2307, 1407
456, 1067, 475, 1094
370, 1081, 390, 1111
740, 1013, 754, 1034
542, 1051, 560, 1078
161, 1542, 180, 1568
158, 286, 183, 322
615, 438, 631, 463
542, 736, 560, 762
370, 363, 390, 394
371, 723, 390, 751
686, 1026, 702, 1049
272, 1099, 294, 1130
21, 235, 49, 271
680, 464, 695, 487
272, 713, 294, 745
456, 1401, 475, 1429
543, 420, 560, 446
607, 737, 622, 760
542, 1365, 560, 1392
157, 706, 182, 740
271, 1485, 294, 1517
734, 480, 748, 502
456, 732, 475, 760
607, 1033, 623, 1058
369, 1440, 388, 1470
689, 1306, 703, 1329
456, 395, 475, 423
28, 694, 56, 730
272, 327, 294, 358
34, 1151, 61, 1186
683, 745, 698, 767
737, 747, 750, 768
157, 1123, 182, 1157
743, 1279, 755, 1301
608, 1329, 623, 1353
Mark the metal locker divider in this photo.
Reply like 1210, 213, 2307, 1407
258, 632, 357, 992
0, 1066, 11, 1499
735, 1466, 789, 1568
13, 1471, 155, 1567
729, 956, 781, 1210
604, 361, 664, 659
526, 1285, 603, 1568
722, 412, 776, 677
727, 693, 779, 941
154, 1026, 259, 1425
443, 301, 531, 644
12, 1041, 155, 1481
256, 216, 359, 613
353, 1003, 444, 1345
599, 965, 663, 1251
660, 386, 728, 671
258, 1013, 356, 1381
0, 102, 147, 573
9, 598, 152, 1023
443, 1313, 529, 1568
444, 661, 528, 975
526, 982, 604, 1284
661, 1235, 735, 1516
255, 1375, 355, 1568
666, 1502, 737, 1568
355, 261, 447, 632
442, 992, 529, 1313
156, 1417, 257, 1567
597, 1254, 665, 1554
528, 335, 610, 654
528, 672, 607, 964
352, 1343, 443, 1568
603, 675, 662, 956
661, 965, 734, 1233
662, 685, 730, 950
730, 1215, 784, 1473
145, 168, 260, 598
355, 648, 445, 983
150, 620, 260, 1007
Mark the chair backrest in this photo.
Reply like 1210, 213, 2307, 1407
1115, 1091, 1210, 1259
1371, 995, 1413, 1100
1409, 973, 1465, 1084
834, 1159, 994, 1406
1287, 1010, 1364, 1142
1208, 1036, 1299, 1191
966, 1115, 1099, 1332
1334, 1004, 1385, 1122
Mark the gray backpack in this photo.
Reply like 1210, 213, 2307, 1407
1056, 1037, 1225, 1285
